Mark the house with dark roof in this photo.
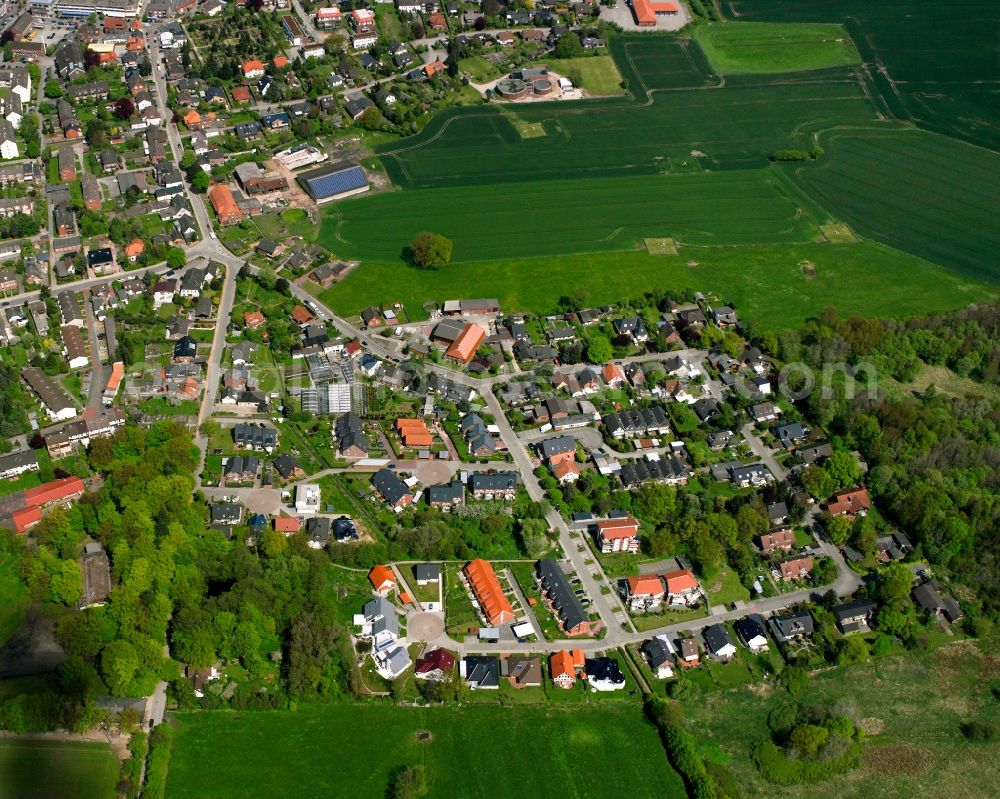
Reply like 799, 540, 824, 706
537, 558, 590, 635
468, 471, 518, 500
733, 614, 769, 652
371, 468, 413, 511
641, 637, 675, 679
833, 599, 877, 634
912, 580, 963, 623
426, 480, 463, 509
461, 655, 500, 689
768, 611, 814, 645
584, 657, 625, 691
702, 624, 736, 659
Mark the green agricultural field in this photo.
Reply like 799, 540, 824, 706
320, 168, 825, 262
321, 240, 992, 332
543, 55, 625, 95
722, 0, 1000, 150
0, 740, 118, 799
684, 639, 1000, 799
374, 37, 877, 188
692, 22, 861, 74
786, 128, 1000, 283
166, 704, 684, 799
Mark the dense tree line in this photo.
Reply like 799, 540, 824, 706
765, 304, 1000, 617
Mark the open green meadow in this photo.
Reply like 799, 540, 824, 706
320, 168, 825, 261
692, 22, 860, 74
722, 0, 1000, 150
166, 704, 685, 799
684, 639, 1000, 799
542, 55, 626, 95
786, 128, 1000, 283
321, 241, 992, 332
0, 740, 118, 799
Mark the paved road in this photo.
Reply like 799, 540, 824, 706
741, 421, 789, 481
82, 289, 106, 408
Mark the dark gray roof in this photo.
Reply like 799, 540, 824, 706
469, 472, 518, 493
702, 623, 734, 654
538, 558, 588, 633
414, 563, 440, 582
463, 655, 499, 688
372, 468, 411, 506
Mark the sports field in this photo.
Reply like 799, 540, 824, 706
320, 241, 992, 332
165, 704, 685, 799
375, 39, 877, 188
723, 0, 1000, 150
0, 740, 118, 799
320, 168, 825, 262
692, 22, 861, 74
787, 128, 1000, 282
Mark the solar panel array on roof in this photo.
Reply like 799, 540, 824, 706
304, 166, 368, 200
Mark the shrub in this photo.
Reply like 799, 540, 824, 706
407, 232, 453, 269
961, 720, 998, 741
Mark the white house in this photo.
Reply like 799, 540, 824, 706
295, 483, 321, 514
0, 121, 18, 160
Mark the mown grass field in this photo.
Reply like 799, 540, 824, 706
0, 740, 118, 799
786, 128, 1000, 283
374, 38, 877, 188
320, 168, 825, 262
692, 22, 860, 74
321, 240, 993, 332
543, 55, 625, 95
722, 0, 1000, 150
0, 553, 29, 646
684, 639, 1000, 799
166, 704, 685, 799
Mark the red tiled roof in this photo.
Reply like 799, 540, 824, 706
24, 476, 85, 507
12, 506, 41, 534
549, 649, 575, 680
291, 305, 314, 324
368, 564, 396, 591
602, 363, 626, 384
274, 516, 300, 533
759, 528, 794, 552
445, 323, 486, 364
416, 648, 455, 674
232, 86, 251, 102
827, 487, 870, 516
781, 556, 813, 580
242, 59, 264, 75
663, 568, 698, 594
208, 184, 244, 222
465, 558, 515, 625
626, 574, 663, 596
632, 0, 679, 24
596, 516, 639, 540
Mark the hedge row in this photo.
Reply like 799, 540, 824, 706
750, 738, 859, 785
119, 731, 148, 799
143, 724, 174, 799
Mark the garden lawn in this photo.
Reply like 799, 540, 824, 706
0, 554, 29, 646
458, 55, 503, 83
684, 638, 1000, 799
543, 55, 625, 95
692, 22, 861, 74
166, 703, 683, 799
320, 240, 993, 333
0, 739, 118, 799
